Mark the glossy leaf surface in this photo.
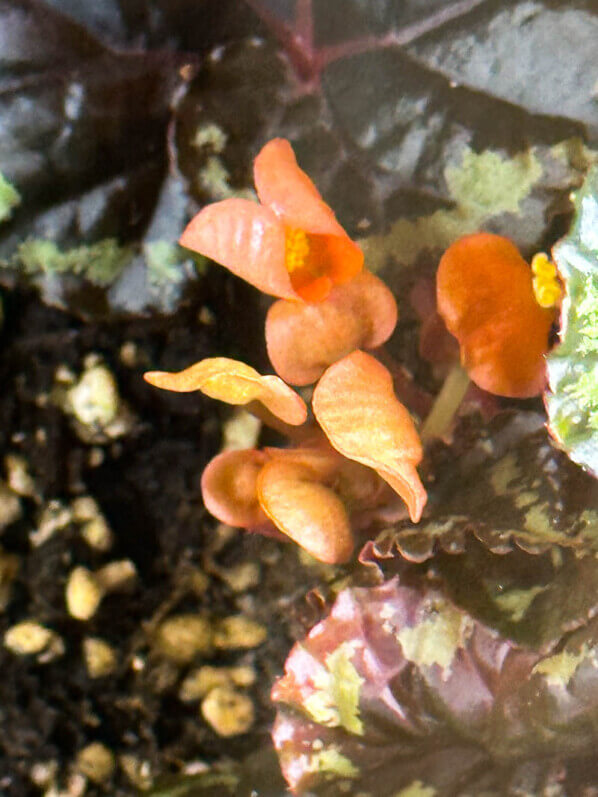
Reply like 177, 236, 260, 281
546, 165, 598, 476
273, 577, 598, 795
371, 417, 598, 560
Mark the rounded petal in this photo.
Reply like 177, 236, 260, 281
437, 233, 555, 398
179, 198, 295, 300
201, 449, 269, 528
254, 139, 346, 237
266, 271, 398, 385
144, 357, 307, 426
257, 458, 354, 564
312, 351, 426, 522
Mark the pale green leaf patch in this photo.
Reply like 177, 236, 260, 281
533, 644, 590, 688
360, 146, 542, 271
13, 239, 132, 286
493, 586, 546, 623
360, 138, 597, 272
306, 748, 359, 778
546, 166, 598, 475
397, 600, 472, 672
303, 642, 364, 735
0, 172, 21, 223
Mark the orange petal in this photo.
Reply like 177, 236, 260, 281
254, 139, 346, 237
257, 458, 354, 563
254, 139, 363, 299
312, 351, 426, 522
201, 449, 269, 528
266, 271, 398, 385
179, 198, 295, 300
144, 358, 307, 426
436, 233, 555, 398
263, 445, 342, 480
374, 464, 427, 527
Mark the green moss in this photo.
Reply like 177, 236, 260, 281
445, 147, 541, 218
0, 172, 20, 223
565, 365, 598, 431
144, 241, 189, 287
576, 277, 598, 355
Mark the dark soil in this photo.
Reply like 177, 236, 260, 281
0, 277, 326, 795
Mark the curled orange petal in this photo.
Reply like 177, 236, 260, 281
436, 233, 555, 398
144, 358, 307, 426
257, 458, 354, 564
266, 271, 398, 385
201, 449, 269, 528
179, 198, 295, 300
312, 351, 427, 522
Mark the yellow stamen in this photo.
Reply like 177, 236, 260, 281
531, 252, 562, 308
285, 228, 310, 274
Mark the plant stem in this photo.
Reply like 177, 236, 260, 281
421, 364, 470, 442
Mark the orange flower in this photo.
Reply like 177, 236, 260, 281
313, 351, 427, 522
180, 138, 363, 303
436, 233, 556, 398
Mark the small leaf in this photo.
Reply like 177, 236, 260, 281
546, 165, 598, 475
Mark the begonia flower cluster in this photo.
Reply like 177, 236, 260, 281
145, 138, 558, 562
146, 138, 425, 563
